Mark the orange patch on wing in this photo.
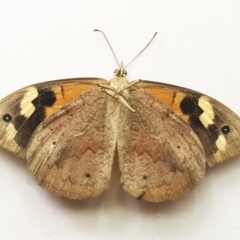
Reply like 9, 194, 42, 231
45, 83, 96, 117
138, 84, 189, 122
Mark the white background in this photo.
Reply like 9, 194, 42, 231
0, 1, 240, 240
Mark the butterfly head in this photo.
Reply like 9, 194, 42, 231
114, 62, 127, 77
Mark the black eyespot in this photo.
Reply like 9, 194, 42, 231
85, 173, 91, 178
221, 125, 231, 134
143, 175, 148, 180
180, 97, 197, 114
2, 114, 12, 122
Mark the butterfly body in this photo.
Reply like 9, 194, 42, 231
0, 62, 240, 202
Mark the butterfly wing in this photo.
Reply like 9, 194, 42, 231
24, 85, 117, 199
134, 81, 240, 167
117, 88, 206, 202
0, 78, 117, 199
0, 78, 107, 159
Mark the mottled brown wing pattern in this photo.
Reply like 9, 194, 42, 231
26, 86, 116, 199
0, 78, 107, 159
136, 81, 240, 167
117, 88, 206, 203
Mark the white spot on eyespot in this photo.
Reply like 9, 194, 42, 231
198, 96, 215, 128
20, 87, 38, 117
215, 134, 227, 151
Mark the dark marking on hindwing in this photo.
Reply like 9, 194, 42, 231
85, 173, 91, 178
171, 91, 177, 105
2, 114, 12, 122
180, 96, 203, 116
60, 85, 65, 99
180, 95, 219, 158
32, 89, 56, 107
221, 125, 231, 134
14, 88, 56, 148
14, 115, 27, 130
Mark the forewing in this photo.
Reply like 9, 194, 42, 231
118, 88, 206, 203
26, 86, 116, 200
0, 78, 107, 159
135, 81, 240, 166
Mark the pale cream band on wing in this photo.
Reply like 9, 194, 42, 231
20, 87, 38, 118
215, 134, 227, 151
5, 123, 17, 141
198, 96, 227, 152
198, 96, 215, 128
5, 87, 38, 141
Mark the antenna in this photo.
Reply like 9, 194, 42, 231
125, 32, 157, 69
94, 30, 157, 69
94, 29, 119, 65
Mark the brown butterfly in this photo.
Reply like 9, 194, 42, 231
0, 31, 239, 202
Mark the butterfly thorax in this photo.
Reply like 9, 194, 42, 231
98, 62, 139, 112
110, 63, 128, 88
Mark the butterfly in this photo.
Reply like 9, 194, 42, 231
0, 33, 240, 203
